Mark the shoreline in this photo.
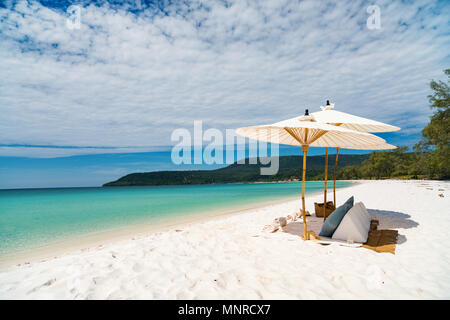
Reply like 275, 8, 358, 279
0, 178, 355, 191
0, 181, 356, 268
0, 196, 297, 268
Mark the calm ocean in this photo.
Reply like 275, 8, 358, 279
0, 181, 352, 255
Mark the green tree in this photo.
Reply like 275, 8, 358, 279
411, 141, 427, 177
338, 165, 361, 180
416, 69, 450, 179
362, 151, 396, 179
391, 146, 411, 177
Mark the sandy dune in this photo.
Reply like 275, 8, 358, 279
0, 180, 449, 299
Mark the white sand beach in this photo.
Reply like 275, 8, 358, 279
0, 180, 449, 299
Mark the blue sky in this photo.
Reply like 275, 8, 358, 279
0, 0, 449, 188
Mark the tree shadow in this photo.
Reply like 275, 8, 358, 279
280, 217, 323, 238
368, 209, 419, 245
368, 209, 419, 229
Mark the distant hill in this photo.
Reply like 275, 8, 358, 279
103, 154, 370, 186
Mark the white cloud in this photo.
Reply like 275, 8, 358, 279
0, 0, 449, 157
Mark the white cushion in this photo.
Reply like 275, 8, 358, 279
332, 204, 370, 243
354, 202, 371, 226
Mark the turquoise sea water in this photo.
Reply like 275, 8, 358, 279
0, 181, 352, 255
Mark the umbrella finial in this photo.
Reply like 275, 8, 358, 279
305, 109, 309, 116
320, 101, 335, 111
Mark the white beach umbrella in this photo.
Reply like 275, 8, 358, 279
311, 101, 400, 213
311, 101, 400, 133
236, 114, 387, 148
236, 111, 386, 240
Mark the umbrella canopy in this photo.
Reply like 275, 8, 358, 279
236, 111, 387, 240
311, 101, 400, 133
235, 113, 386, 148
343, 143, 396, 150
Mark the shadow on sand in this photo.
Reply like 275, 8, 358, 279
368, 209, 419, 244
280, 217, 324, 238
280, 210, 419, 245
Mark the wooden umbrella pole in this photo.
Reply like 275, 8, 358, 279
333, 147, 340, 207
323, 147, 328, 222
301, 145, 309, 240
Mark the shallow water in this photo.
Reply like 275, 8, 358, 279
0, 181, 352, 255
